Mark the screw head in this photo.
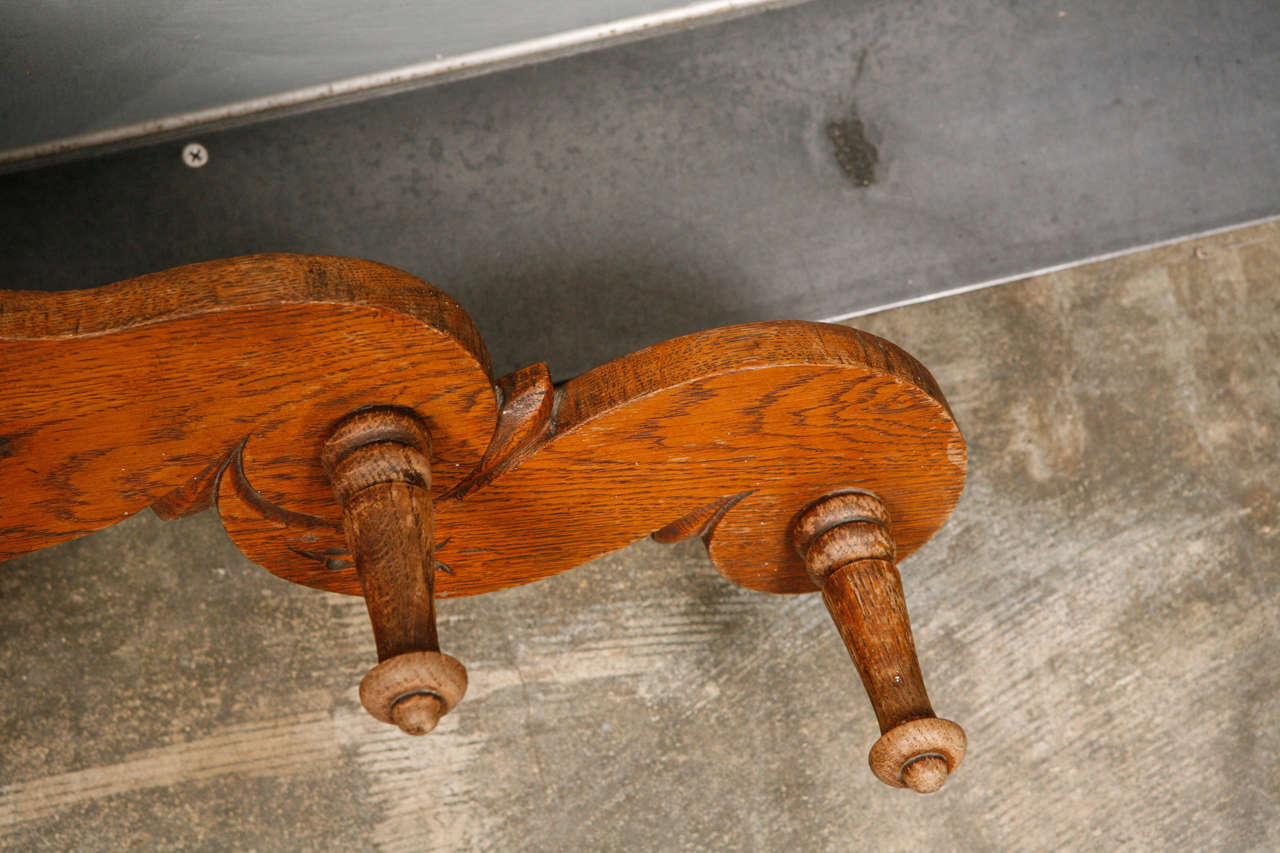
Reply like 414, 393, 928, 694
181, 142, 209, 169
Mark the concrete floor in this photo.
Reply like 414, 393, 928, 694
1, 221, 1277, 851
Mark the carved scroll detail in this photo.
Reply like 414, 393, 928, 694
1, 255, 965, 601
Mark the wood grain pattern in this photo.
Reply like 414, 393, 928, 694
822, 561, 936, 731
1, 254, 966, 602
0, 254, 495, 563
221, 322, 966, 597
323, 409, 439, 662
794, 491, 965, 793
322, 408, 467, 736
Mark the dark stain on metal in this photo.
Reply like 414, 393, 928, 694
827, 106, 879, 187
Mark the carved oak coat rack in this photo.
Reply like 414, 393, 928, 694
0, 254, 966, 794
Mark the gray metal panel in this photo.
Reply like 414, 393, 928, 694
2, 0, 1278, 379
1, 0, 793, 156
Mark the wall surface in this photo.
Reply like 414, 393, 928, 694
2, 221, 1276, 851
5, 0, 1279, 382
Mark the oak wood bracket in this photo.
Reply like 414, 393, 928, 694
1, 254, 967, 793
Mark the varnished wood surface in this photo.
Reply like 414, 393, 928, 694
323, 408, 468, 736
1, 254, 966, 599
0, 254, 495, 561
224, 321, 966, 597
793, 491, 965, 793
822, 560, 934, 732
323, 409, 440, 662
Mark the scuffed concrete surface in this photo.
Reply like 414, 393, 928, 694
1, 222, 1277, 850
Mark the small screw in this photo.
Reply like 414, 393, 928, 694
182, 142, 209, 169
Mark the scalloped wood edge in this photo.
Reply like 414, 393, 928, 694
1, 254, 965, 599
